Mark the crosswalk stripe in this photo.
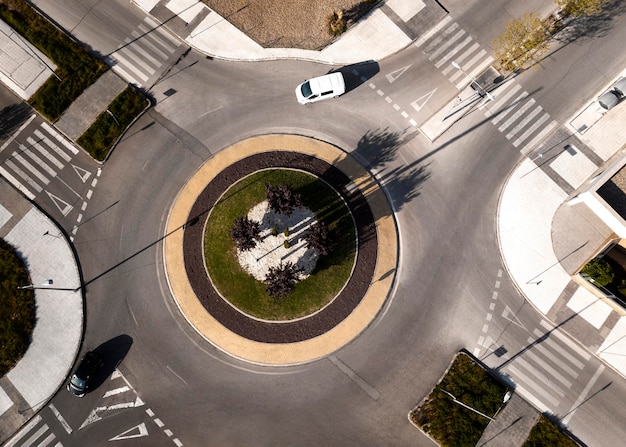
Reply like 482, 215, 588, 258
5, 159, 43, 192
111, 64, 142, 85
33, 130, 72, 162
423, 22, 459, 53
466, 53, 493, 79
484, 82, 519, 116
26, 137, 64, 169
492, 91, 528, 125
520, 120, 558, 154
534, 330, 586, 368
513, 356, 566, 396
513, 112, 550, 147
122, 37, 162, 66
444, 42, 479, 74
20, 144, 57, 177
506, 364, 561, 406
111, 52, 151, 82
144, 16, 181, 47
528, 336, 583, 376
40, 123, 78, 155
130, 31, 169, 59
38, 432, 56, 447
429, 29, 466, 61
435, 36, 472, 68
453, 49, 487, 88
12, 152, 49, 185
0, 166, 34, 199
538, 321, 592, 360
4, 416, 42, 447
506, 106, 543, 140
137, 23, 177, 53
117, 45, 158, 75
22, 424, 48, 447
522, 348, 574, 387
414, 15, 453, 47
499, 98, 536, 132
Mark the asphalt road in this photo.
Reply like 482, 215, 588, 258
6, 0, 626, 445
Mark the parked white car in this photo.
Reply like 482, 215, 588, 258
598, 77, 626, 111
295, 72, 346, 104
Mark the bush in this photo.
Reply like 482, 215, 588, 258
581, 257, 614, 287
265, 183, 303, 217
77, 86, 148, 161
0, 239, 36, 376
327, 10, 347, 36
0, 0, 109, 120
524, 415, 578, 447
265, 262, 300, 299
492, 13, 550, 71
230, 216, 261, 251
305, 222, 336, 256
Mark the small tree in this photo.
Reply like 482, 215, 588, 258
492, 12, 550, 71
230, 216, 261, 251
304, 222, 336, 256
265, 262, 301, 299
581, 257, 614, 287
556, 0, 610, 18
265, 183, 303, 217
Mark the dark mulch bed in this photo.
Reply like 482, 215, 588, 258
183, 151, 377, 343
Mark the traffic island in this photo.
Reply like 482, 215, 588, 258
163, 134, 398, 365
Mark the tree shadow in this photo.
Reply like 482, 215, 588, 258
554, 0, 626, 45
0, 103, 33, 141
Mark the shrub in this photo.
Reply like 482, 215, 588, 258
265, 262, 301, 299
265, 183, 303, 217
327, 10, 347, 36
492, 13, 550, 71
581, 257, 614, 287
556, 0, 610, 18
230, 216, 261, 251
0, 239, 36, 376
305, 222, 336, 256
524, 415, 578, 446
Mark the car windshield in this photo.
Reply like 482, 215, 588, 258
70, 374, 85, 389
300, 81, 313, 98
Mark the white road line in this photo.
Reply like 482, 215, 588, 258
154, 418, 164, 428
492, 92, 528, 125
26, 137, 63, 169
49, 403, 72, 434
486, 83, 520, 113
537, 322, 592, 360
423, 22, 459, 53
0, 114, 36, 153
528, 338, 583, 376
498, 98, 536, 132
414, 15, 453, 48
507, 372, 559, 409
34, 130, 72, 162
507, 362, 563, 403
519, 120, 558, 154
130, 31, 169, 59
453, 49, 487, 88
111, 52, 151, 81
37, 432, 56, 447
329, 355, 380, 400
4, 415, 42, 447
13, 151, 49, 184
0, 166, 34, 199
514, 356, 566, 396
144, 17, 181, 47
563, 364, 605, 424
443, 42, 479, 75
506, 106, 543, 140
103, 386, 131, 397
173, 438, 183, 446
21, 144, 56, 177
522, 348, 574, 387
137, 23, 178, 53
513, 113, 550, 147
429, 29, 466, 61
118, 45, 159, 74
123, 37, 162, 66
532, 329, 586, 369
435, 36, 472, 68
22, 424, 48, 447
112, 64, 142, 85
40, 123, 78, 154
6, 159, 43, 192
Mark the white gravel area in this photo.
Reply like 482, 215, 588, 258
237, 201, 320, 281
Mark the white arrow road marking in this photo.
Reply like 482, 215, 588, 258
502, 305, 526, 330
410, 88, 437, 112
45, 191, 73, 216
109, 423, 149, 441
72, 164, 92, 183
385, 65, 411, 83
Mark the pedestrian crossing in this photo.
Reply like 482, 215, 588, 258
4, 415, 63, 447
499, 320, 592, 412
417, 16, 558, 154
0, 117, 79, 206
109, 16, 184, 88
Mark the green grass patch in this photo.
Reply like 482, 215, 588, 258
0, 0, 109, 120
523, 415, 578, 447
77, 86, 148, 161
204, 169, 356, 320
0, 239, 35, 377
410, 353, 509, 447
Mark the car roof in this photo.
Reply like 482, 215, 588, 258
308, 72, 345, 95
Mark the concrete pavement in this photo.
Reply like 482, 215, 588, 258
1, 0, 626, 445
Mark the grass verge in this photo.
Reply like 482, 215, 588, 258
77, 86, 149, 161
0, 239, 35, 377
0, 0, 109, 120
204, 169, 356, 320
523, 415, 578, 447
410, 352, 509, 447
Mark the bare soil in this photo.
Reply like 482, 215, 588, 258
200, 0, 373, 50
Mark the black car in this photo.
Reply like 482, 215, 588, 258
67, 351, 103, 397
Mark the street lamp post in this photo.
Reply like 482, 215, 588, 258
451, 61, 494, 102
441, 389, 512, 421
18, 279, 53, 290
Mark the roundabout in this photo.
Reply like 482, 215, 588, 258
163, 134, 398, 365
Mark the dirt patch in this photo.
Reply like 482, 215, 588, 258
200, 0, 378, 50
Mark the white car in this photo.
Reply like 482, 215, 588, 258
295, 72, 346, 104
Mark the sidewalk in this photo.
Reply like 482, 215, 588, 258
0, 178, 82, 441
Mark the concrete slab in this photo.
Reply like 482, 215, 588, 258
0, 204, 11, 229
599, 316, 626, 374
165, 0, 205, 24
385, 0, 425, 21
549, 147, 597, 189
0, 387, 12, 417
566, 286, 612, 329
